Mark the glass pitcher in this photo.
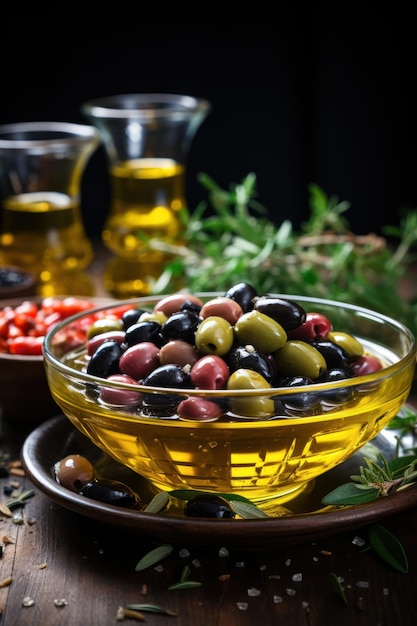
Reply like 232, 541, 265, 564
82, 93, 211, 298
0, 122, 100, 296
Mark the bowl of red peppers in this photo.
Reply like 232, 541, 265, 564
0, 296, 111, 429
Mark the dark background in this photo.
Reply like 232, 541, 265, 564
1, 7, 417, 242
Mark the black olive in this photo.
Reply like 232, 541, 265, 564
310, 339, 350, 369
254, 296, 306, 331
279, 376, 321, 414
318, 367, 357, 404
124, 320, 165, 348
318, 366, 355, 381
184, 494, 235, 519
122, 308, 150, 331
142, 364, 191, 407
224, 282, 258, 312
227, 345, 273, 382
79, 479, 140, 508
179, 300, 202, 315
160, 310, 200, 344
87, 340, 123, 378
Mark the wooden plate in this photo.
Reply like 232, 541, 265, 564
21, 414, 417, 548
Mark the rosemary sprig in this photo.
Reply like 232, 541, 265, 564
150, 173, 417, 337
322, 451, 417, 506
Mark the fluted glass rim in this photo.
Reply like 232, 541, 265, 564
81, 93, 211, 120
0, 121, 100, 150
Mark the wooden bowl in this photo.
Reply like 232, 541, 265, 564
0, 266, 37, 300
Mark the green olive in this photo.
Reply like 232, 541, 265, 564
227, 368, 274, 418
233, 311, 287, 353
138, 311, 168, 325
328, 331, 364, 357
86, 317, 124, 339
274, 340, 327, 379
194, 316, 234, 356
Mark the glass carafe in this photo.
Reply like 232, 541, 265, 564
0, 122, 100, 296
82, 93, 210, 298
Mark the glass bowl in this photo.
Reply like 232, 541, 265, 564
43, 293, 416, 511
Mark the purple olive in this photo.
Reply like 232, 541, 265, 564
190, 355, 230, 389
177, 397, 223, 421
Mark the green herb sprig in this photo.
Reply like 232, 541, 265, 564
150, 174, 417, 336
322, 451, 417, 506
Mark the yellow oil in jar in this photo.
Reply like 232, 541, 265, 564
102, 158, 186, 298
0, 191, 94, 296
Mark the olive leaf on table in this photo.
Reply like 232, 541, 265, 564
149, 173, 417, 337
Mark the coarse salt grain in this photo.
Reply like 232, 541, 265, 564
286, 588, 296, 596
356, 581, 369, 588
247, 587, 261, 597
236, 602, 248, 611
179, 548, 190, 558
273, 595, 283, 604
219, 547, 229, 558
192, 559, 201, 568
352, 536, 365, 547
22, 597, 34, 607
292, 573, 302, 582
235, 561, 245, 568
285, 558, 291, 566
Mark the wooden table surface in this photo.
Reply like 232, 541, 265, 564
0, 251, 416, 626
1, 398, 417, 626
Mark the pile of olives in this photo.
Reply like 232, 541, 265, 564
80, 282, 383, 421
53, 454, 140, 508
53, 452, 235, 517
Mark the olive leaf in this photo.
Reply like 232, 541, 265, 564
321, 483, 380, 506
330, 572, 348, 605
230, 500, 270, 519
388, 454, 417, 478
167, 565, 202, 591
134, 544, 173, 572
5, 489, 35, 510
368, 523, 409, 573
143, 491, 170, 514
126, 603, 178, 616
168, 581, 202, 590
169, 489, 253, 504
